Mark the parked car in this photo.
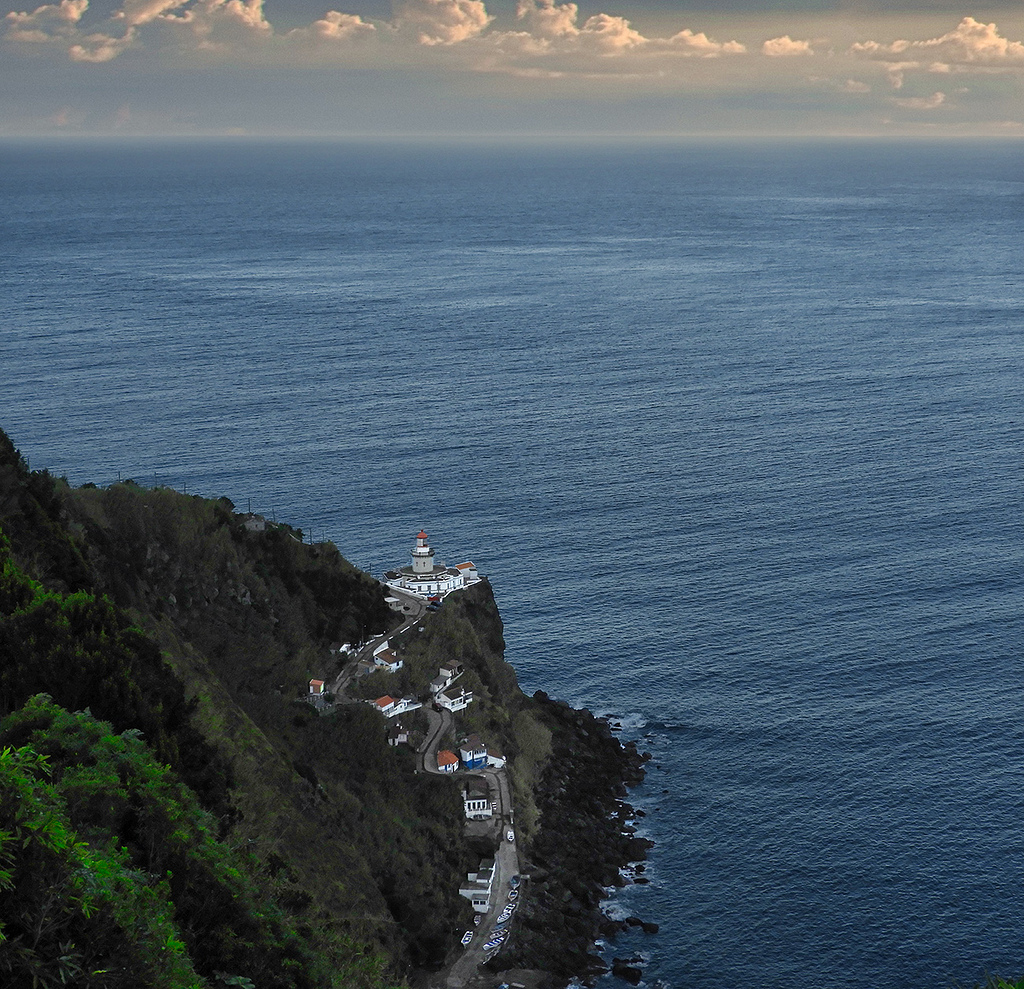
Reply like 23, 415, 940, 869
506, 829, 515, 842
508, 889, 519, 901
461, 930, 474, 946
509, 875, 521, 889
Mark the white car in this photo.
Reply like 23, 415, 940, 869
506, 829, 515, 842
461, 930, 474, 946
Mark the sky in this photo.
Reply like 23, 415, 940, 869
2, 0, 1024, 136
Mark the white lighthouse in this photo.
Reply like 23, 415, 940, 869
382, 529, 480, 600
411, 530, 435, 574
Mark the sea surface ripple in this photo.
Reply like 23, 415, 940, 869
3, 138, 1024, 989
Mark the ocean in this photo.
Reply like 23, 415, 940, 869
2, 136, 1024, 989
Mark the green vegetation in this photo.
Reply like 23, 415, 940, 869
0, 427, 504, 986
0, 425, 646, 988
0, 695, 322, 989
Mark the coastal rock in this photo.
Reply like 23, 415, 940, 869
493, 694, 652, 986
611, 958, 644, 985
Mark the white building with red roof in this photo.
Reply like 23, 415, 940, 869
382, 530, 480, 599
437, 749, 460, 773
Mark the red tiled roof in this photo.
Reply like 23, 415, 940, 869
437, 750, 459, 767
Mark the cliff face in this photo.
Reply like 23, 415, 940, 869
0, 428, 649, 989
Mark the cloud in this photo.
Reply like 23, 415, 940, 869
307, 10, 374, 40
578, 12, 643, 52
891, 90, 945, 110
515, 0, 575, 41
5, 0, 85, 41
666, 28, 745, 57
158, 0, 272, 48
69, 26, 135, 58
762, 35, 812, 58
394, 0, 490, 45
116, 0, 183, 27
851, 17, 1024, 67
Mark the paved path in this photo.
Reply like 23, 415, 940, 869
329, 588, 426, 697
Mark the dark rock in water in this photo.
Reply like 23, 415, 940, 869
611, 959, 644, 985
633, 876, 650, 885
599, 915, 628, 938
625, 916, 659, 933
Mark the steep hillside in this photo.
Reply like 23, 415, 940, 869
0, 430, 479, 984
0, 427, 654, 989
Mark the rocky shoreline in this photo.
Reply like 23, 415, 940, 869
490, 691, 656, 987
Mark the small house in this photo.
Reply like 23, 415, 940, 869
459, 858, 495, 912
368, 695, 397, 717
455, 561, 478, 582
459, 734, 488, 770
437, 749, 459, 773
463, 778, 492, 820
391, 696, 423, 717
374, 649, 403, 673
430, 662, 464, 695
436, 686, 473, 713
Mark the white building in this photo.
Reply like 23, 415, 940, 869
382, 531, 480, 600
459, 858, 495, 912
373, 649, 403, 673
366, 695, 421, 718
463, 778, 492, 820
430, 662, 463, 695
436, 685, 473, 713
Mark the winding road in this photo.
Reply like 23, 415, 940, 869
330, 585, 521, 987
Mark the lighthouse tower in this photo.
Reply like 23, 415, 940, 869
411, 530, 436, 575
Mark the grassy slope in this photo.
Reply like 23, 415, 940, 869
0, 426, 558, 984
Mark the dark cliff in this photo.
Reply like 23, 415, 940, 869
0, 428, 648, 989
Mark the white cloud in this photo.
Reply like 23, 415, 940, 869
891, 90, 945, 110
841, 78, 870, 93
69, 26, 135, 58
762, 35, 812, 58
5, 0, 86, 41
578, 12, 642, 52
394, 0, 490, 45
309, 10, 374, 40
158, 0, 272, 48
666, 28, 744, 57
116, 0, 183, 27
516, 0, 575, 41
852, 17, 1024, 67
882, 61, 918, 90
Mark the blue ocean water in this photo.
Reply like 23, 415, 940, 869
3, 137, 1024, 989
